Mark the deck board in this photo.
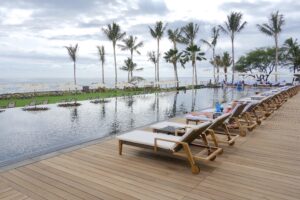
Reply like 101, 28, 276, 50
0, 93, 300, 200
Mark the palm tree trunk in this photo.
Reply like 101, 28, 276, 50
101, 61, 105, 84
194, 61, 198, 85
275, 34, 278, 82
231, 37, 235, 84
225, 67, 227, 83
113, 44, 117, 88
127, 71, 130, 82
154, 62, 157, 84
212, 48, 216, 84
130, 51, 133, 82
73, 61, 76, 85
192, 62, 195, 88
157, 39, 160, 82
173, 62, 179, 89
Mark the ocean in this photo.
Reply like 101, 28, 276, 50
0, 75, 293, 94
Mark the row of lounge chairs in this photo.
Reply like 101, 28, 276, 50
117, 85, 300, 174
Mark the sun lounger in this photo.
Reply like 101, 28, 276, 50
155, 112, 237, 146
225, 103, 249, 136
117, 121, 223, 174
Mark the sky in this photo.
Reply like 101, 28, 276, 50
0, 0, 299, 80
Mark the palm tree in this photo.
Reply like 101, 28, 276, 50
181, 22, 199, 45
257, 11, 285, 82
201, 26, 220, 83
167, 28, 184, 49
164, 48, 183, 88
181, 23, 200, 84
96, 45, 105, 84
120, 58, 143, 82
167, 28, 184, 88
147, 51, 158, 83
181, 44, 206, 86
64, 44, 79, 85
219, 12, 247, 84
282, 37, 300, 73
220, 52, 232, 83
118, 35, 143, 79
149, 21, 167, 82
102, 22, 126, 88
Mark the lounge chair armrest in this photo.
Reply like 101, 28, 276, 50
154, 138, 187, 151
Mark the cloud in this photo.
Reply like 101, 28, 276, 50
0, 0, 299, 80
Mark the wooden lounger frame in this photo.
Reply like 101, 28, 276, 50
118, 124, 223, 174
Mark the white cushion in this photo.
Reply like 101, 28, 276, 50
150, 121, 196, 129
117, 122, 211, 150
185, 114, 211, 121
117, 130, 182, 150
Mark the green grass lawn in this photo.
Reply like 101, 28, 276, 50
0, 88, 174, 108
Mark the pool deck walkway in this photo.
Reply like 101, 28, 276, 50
0, 94, 300, 200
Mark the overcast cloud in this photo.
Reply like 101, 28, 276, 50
0, 0, 299, 80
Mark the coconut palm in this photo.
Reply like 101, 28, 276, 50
282, 37, 300, 73
220, 52, 232, 83
181, 22, 199, 45
102, 22, 126, 88
181, 23, 200, 84
167, 28, 184, 88
118, 35, 143, 79
201, 26, 220, 83
167, 28, 184, 49
96, 45, 105, 84
149, 21, 167, 82
147, 51, 158, 83
181, 44, 206, 86
64, 44, 79, 85
120, 58, 143, 82
257, 11, 285, 82
164, 48, 183, 88
219, 12, 247, 84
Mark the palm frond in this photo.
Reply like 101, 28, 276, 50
237, 21, 247, 32
64, 44, 78, 62
257, 24, 273, 36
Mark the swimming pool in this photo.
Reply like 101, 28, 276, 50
0, 87, 267, 167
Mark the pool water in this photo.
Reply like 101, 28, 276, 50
0, 87, 266, 167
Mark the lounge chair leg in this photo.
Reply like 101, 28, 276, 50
234, 118, 247, 137
182, 143, 200, 174
200, 133, 211, 155
207, 129, 218, 147
119, 140, 123, 155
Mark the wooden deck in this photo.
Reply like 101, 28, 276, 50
1, 94, 300, 200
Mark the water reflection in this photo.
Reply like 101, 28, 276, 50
100, 103, 106, 119
110, 97, 120, 134
126, 95, 135, 129
70, 107, 79, 123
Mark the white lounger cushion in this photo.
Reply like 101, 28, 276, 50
117, 122, 211, 150
117, 130, 184, 150
150, 121, 198, 130
185, 114, 212, 121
